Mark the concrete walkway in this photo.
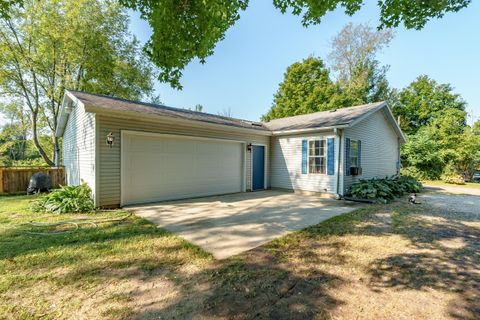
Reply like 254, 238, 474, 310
127, 190, 364, 259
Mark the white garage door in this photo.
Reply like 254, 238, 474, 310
121, 132, 244, 205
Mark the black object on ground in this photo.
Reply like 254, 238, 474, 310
27, 172, 52, 194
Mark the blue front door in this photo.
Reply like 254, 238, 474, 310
252, 145, 265, 190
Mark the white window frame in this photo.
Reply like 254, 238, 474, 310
350, 139, 359, 168
308, 139, 327, 175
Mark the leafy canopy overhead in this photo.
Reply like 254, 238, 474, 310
116, 0, 471, 88
0, 0, 472, 88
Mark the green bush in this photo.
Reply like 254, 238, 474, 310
400, 166, 427, 180
33, 183, 95, 214
441, 163, 466, 185
350, 175, 422, 203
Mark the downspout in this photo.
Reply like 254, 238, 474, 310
334, 128, 343, 198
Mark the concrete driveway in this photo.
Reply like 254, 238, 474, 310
127, 190, 364, 259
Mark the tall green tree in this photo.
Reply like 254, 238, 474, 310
328, 23, 394, 105
452, 129, 480, 179
401, 127, 444, 180
472, 121, 480, 136
114, 0, 471, 88
262, 57, 343, 121
393, 75, 466, 135
0, 0, 157, 166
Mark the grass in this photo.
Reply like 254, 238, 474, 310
1, 193, 478, 319
423, 179, 480, 189
0, 195, 212, 319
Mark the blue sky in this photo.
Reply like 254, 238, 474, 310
129, 1, 480, 125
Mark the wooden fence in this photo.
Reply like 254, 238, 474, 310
0, 167, 65, 194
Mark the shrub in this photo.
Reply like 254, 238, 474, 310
33, 183, 95, 214
441, 163, 466, 185
441, 175, 466, 185
400, 166, 427, 180
350, 175, 422, 203
350, 178, 394, 202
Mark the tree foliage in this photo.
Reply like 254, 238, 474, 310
262, 57, 343, 121
0, 0, 157, 165
396, 76, 479, 181
114, 0, 472, 88
393, 75, 466, 135
263, 23, 394, 121
401, 128, 444, 179
328, 23, 394, 105
472, 121, 480, 136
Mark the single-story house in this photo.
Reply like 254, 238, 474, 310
56, 90, 406, 207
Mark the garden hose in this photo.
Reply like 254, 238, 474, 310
16, 212, 132, 235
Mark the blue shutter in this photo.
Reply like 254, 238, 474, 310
301, 140, 307, 174
327, 138, 335, 175
345, 138, 350, 176
358, 140, 362, 169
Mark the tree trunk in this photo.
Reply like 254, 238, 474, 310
53, 135, 60, 166
31, 112, 54, 166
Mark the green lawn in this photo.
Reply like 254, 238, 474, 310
0, 195, 211, 319
1, 194, 478, 319
423, 180, 480, 189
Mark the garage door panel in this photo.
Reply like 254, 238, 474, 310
122, 133, 244, 205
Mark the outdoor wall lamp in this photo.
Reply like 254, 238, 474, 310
247, 143, 252, 151
106, 132, 115, 148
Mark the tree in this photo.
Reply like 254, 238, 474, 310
0, 101, 28, 162
328, 23, 394, 105
194, 104, 203, 112
393, 75, 467, 135
262, 57, 343, 121
2, 1, 472, 88
401, 127, 444, 180
452, 130, 480, 179
472, 121, 480, 136
0, 0, 157, 166
113, 0, 471, 88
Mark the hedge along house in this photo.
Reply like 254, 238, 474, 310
56, 90, 406, 207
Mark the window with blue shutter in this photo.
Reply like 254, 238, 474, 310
345, 138, 350, 176
301, 139, 307, 174
327, 138, 334, 175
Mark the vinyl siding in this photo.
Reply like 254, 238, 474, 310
61, 103, 96, 198
342, 109, 400, 193
270, 131, 339, 194
96, 115, 269, 207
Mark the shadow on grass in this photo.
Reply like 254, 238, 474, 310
137, 249, 345, 320
133, 201, 480, 319
132, 208, 378, 319
368, 205, 480, 320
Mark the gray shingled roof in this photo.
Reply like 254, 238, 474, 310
263, 102, 386, 131
68, 90, 268, 131
66, 91, 389, 134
